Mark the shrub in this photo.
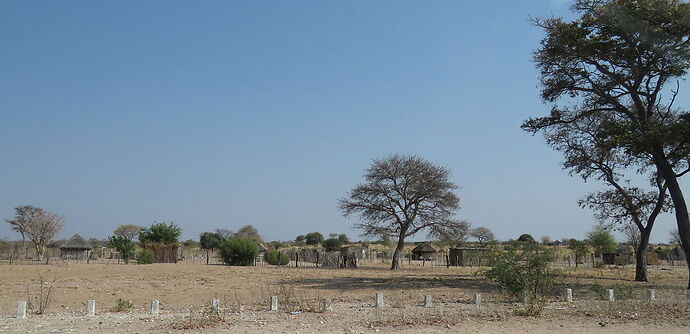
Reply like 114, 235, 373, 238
322, 238, 343, 252
137, 249, 154, 264
139, 222, 181, 245
108, 235, 136, 263
111, 299, 133, 312
485, 246, 559, 300
265, 249, 290, 265
305, 232, 324, 245
218, 237, 259, 266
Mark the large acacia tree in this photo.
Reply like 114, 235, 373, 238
5, 205, 63, 260
523, 0, 690, 288
339, 154, 464, 270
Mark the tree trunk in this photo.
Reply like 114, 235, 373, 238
206, 249, 210, 265
635, 228, 651, 282
655, 154, 690, 289
391, 233, 406, 270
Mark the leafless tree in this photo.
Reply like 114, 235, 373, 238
6, 206, 63, 260
113, 225, 143, 241
214, 228, 233, 240
623, 224, 641, 252
669, 228, 682, 246
233, 225, 263, 243
469, 227, 494, 246
339, 154, 463, 270
430, 220, 471, 247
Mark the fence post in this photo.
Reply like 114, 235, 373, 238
645, 289, 655, 301
211, 299, 220, 314
521, 290, 529, 303
423, 295, 432, 307
16, 301, 27, 319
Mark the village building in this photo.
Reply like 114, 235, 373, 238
59, 234, 92, 260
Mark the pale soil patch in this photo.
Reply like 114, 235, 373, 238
0, 263, 688, 333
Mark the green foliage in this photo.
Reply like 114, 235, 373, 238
305, 232, 324, 245
295, 235, 306, 244
218, 237, 259, 266
137, 248, 154, 264
587, 226, 616, 255
591, 283, 636, 300
113, 225, 143, 241
265, 249, 290, 265
517, 234, 536, 244
485, 246, 559, 300
139, 222, 181, 245
199, 232, 223, 250
108, 235, 136, 263
337, 234, 350, 244
111, 299, 133, 312
233, 225, 263, 243
322, 238, 343, 252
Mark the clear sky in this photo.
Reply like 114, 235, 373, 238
1, 0, 687, 243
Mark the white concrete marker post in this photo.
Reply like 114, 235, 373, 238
424, 295, 432, 307
606, 289, 615, 302
150, 300, 159, 315
565, 288, 573, 302
321, 298, 332, 312
270, 296, 278, 311
473, 293, 482, 306
646, 289, 656, 301
86, 300, 96, 316
521, 290, 529, 303
16, 301, 27, 319
375, 293, 384, 308
211, 299, 221, 314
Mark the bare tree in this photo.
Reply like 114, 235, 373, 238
6, 206, 63, 260
430, 220, 471, 247
540, 236, 553, 245
214, 229, 233, 240
339, 154, 463, 270
113, 225, 143, 241
669, 228, 682, 246
469, 227, 494, 246
233, 225, 263, 243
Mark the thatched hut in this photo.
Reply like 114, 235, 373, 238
59, 234, 92, 260
411, 243, 437, 260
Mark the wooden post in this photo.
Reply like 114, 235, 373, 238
295, 253, 299, 268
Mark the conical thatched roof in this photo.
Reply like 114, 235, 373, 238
60, 234, 92, 250
412, 242, 437, 253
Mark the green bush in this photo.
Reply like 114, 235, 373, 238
485, 246, 559, 300
139, 222, 182, 245
322, 238, 343, 252
218, 237, 259, 266
137, 249, 154, 264
111, 299, 133, 312
265, 249, 290, 265
108, 235, 136, 263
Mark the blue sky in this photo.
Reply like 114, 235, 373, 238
1, 1, 687, 243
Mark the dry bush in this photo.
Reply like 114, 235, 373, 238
261, 283, 324, 312
169, 300, 226, 330
25, 272, 56, 315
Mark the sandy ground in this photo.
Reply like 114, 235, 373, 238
0, 263, 688, 333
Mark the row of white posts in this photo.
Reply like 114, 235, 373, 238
13, 289, 690, 319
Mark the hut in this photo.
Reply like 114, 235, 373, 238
411, 243, 437, 260
602, 252, 633, 265
59, 234, 92, 260
448, 247, 492, 266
